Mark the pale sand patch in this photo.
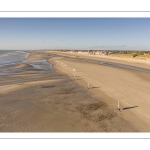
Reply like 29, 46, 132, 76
14, 64, 31, 69
26, 51, 51, 60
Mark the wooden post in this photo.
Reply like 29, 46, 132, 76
73, 72, 75, 78
116, 101, 121, 111
87, 82, 90, 89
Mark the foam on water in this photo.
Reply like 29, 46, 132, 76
0, 51, 30, 67
0, 57, 53, 78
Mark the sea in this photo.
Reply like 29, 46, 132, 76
0, 50, 53, 77
0, 50, 30, 77
0, 50, 30, 67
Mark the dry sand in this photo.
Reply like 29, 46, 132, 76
49, 51, 150, 132
0, 50, 150, 132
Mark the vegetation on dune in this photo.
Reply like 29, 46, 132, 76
110, 51, 150, 60
54, 49, 150, 61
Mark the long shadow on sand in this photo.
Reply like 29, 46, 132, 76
74, 77, 85, 80
75, 75, 83, 77
123, 106, 138, 110
91, 86, 101, 89
41, 85, 56, 88
87, 86, 101, 89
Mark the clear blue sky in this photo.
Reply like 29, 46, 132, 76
0, 18, 150, 51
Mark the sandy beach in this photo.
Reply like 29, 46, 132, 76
0, 50, 150, 132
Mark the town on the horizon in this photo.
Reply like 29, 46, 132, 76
54, 49, 150, 57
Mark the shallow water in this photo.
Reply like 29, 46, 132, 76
0, 51, 53, 77
29, 60, 53, 71
0, 51, 29, 67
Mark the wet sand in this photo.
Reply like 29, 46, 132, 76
1, 50, 149, 132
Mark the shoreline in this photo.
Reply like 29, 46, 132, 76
1, 50, 150, 131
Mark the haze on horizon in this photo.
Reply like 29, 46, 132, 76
0, 18, 150, 51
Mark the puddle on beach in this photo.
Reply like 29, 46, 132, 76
98, 61, 150, 73
82, 58, 150, 73
23, 59, 47, 63
30, 61, 53, 71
